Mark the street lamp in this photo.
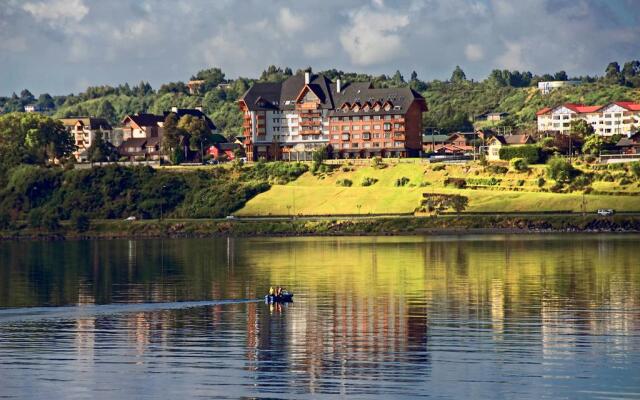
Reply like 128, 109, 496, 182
356, 204, 362, 216
160, 184, 167, 221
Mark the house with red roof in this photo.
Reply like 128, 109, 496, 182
537, 102, 640, 136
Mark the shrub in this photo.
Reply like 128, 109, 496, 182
41, 209, 60, 230
499, 145, 543, 164
546, 157, 578, 182
584, 155, 597, 164
337, 179, 353, 187
620, 177, 633, 186
421, 193, 469, 214
630, 162, 640, 179
537, 177, 546, 187
510, 157, 529, 172
71, 212, 90, 232
516, 179, 525, 187
431, 164, 446, 172
0, 211, 11, 230
444, 177, 466, 189
549, 182, 564, 193
28, 208, 44, 228
361, 177, 378, 186
466, 177, 501, 186
370, 157, 387, 169
485, 165, 508, 174
395, 177, 410, 187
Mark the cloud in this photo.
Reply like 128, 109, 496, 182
2, 0, 640, 94
279, 8, 304, 34
303, 41, 334, 59
465, 44, 484, 62
497, 41, 526, 70
23, 0, 89, 23
340, 7, 409, 66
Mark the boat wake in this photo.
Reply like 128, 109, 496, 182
0, 299, 262, 323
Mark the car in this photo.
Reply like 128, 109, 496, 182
124, 216, 137, 221
226, 215, 237, 220
597, 209, 615, 216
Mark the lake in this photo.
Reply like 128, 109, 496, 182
0, 235, 639, 399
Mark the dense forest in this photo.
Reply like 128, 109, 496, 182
1, 61, 640, 138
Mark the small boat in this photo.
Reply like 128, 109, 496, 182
265, 292, 294, 303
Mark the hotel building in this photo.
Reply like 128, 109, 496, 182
238, 72, 427, 161
537, 102, 640, 136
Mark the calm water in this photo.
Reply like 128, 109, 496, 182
0, 235, 639, 399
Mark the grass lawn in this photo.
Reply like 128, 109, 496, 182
237, 161, 640, 216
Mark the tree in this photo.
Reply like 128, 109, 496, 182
554, 71, 568, 81
20, 89, 35, 104
410, 71, 418, 81
582, 134, 604, 155
546, 157, 577, 182
177, 115, 212, 162
161, 113, 181, 156
570, 119, 594, 140
87, 131, 117, 162
605, 62, 623, 84
392, 70, 405, 85
450, 66, 467, 83
0, 113, 75, 166
36, 93, 55, 110
97, 100, 117, 124
450, 195, 469, 214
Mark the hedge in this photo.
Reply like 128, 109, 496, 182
498, 145, 543, 164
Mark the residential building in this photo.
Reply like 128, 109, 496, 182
24, 104, 49, 113
537, 80, 581, 95
616, 132, 640, 154
59, 117, 116, 162
121, 113, 165, 140
475, 112, 509, 122
536, 102, 640, 136
422, 134, 450, 153
208, 142, 243, 161
119, 107, 216, 160
187, 80, 205, 94
238, 72, 427, 161
486, 134, 535, 161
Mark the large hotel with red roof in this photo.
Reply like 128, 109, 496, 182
537, 102, 640, 136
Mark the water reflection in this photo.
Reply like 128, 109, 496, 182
0, 235, 638, 398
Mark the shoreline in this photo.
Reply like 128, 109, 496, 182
1, 215, 639, 241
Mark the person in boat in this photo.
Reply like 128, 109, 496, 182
269, 287, 274, 296
276, 287, 282, 296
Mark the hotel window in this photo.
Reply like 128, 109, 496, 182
342, 117, 350, 121
394, 123, 402, 129
352, 134, 360, 139
331, 117, 339, 121
373, 115, 381, 120
394, 141, 403, 147
322, 135, 329, 140
332, 126, 339, 131
364, 143, 371, 148
363, 125, 371, 130
342, 143, 350, 149
372, 142, 380, 148
384, 133, 391, 138
331, 134, 339, 140
342, 125, 350, 131
384, 115, 391, 120
394, 114, 402, 119
383, 123, 392, 131
604, 114, 611, 118
291, 127, 298, 132
373, 125, 381, 130
352, 143, 359, 148
362, 132, 371, 140
353, 125, 361, 131
385, 142, 393, 147
342, 133, 350, 140
373, 133, 381, 139
353, 116, 361, 121
363, 116, 371, 121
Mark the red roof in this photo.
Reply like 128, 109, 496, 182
564, 103, 603, 113
536, 107, 552, 116
614, 101, 640, 111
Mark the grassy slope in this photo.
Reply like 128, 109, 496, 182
237, 162, 640, 216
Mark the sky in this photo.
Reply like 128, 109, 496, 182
1, 0, 639, 95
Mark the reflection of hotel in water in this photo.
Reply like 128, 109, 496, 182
244, 292, 429, 386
